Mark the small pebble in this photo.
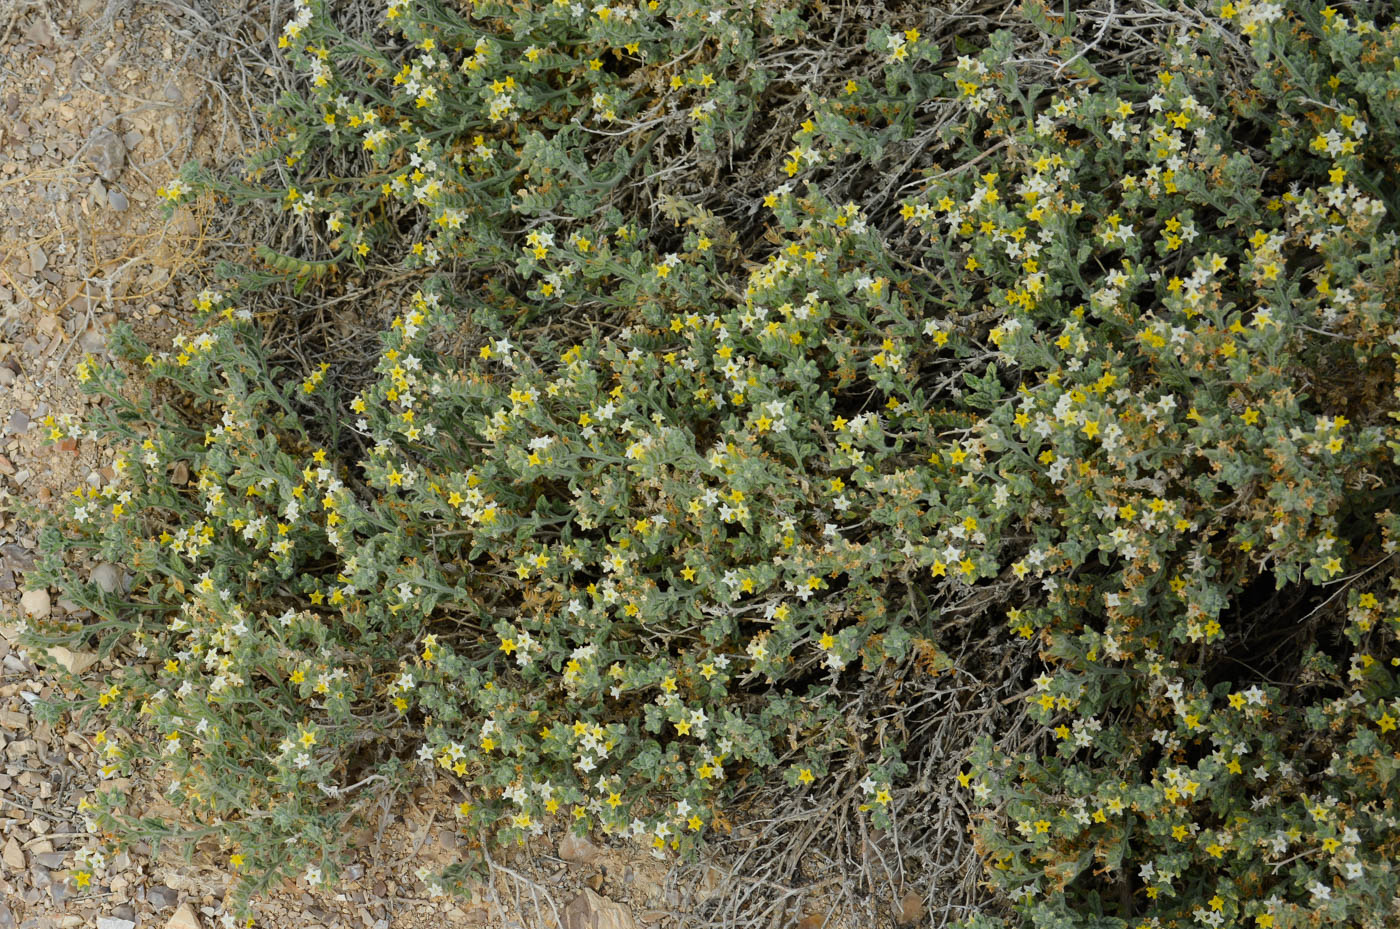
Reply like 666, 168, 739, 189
86, 126, 126, 182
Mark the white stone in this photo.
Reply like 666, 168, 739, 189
20, 588, 50, 619
46, 646, 99, 676
97, 918, 136, 929
90, 563, 121, 593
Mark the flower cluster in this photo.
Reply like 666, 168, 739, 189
28, 1, 1400, 926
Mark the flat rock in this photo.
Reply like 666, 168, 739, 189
96, 918, 136, 929
86, 127, 126, 182
90, 563, 121, 593
46, 646, 98, 675
107, 189, 128, 211
166, 903, 202, 929
147, 884, 179, 909
895, 890, 925, 925
20, 588, 50, 619
562, 889, 634, 929
2, 836, 24, 870
25, 17, 52, 45
559, 833, 602, 865
3, 545, 36, 572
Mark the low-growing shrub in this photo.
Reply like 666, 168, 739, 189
21, 1, 1400, 926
